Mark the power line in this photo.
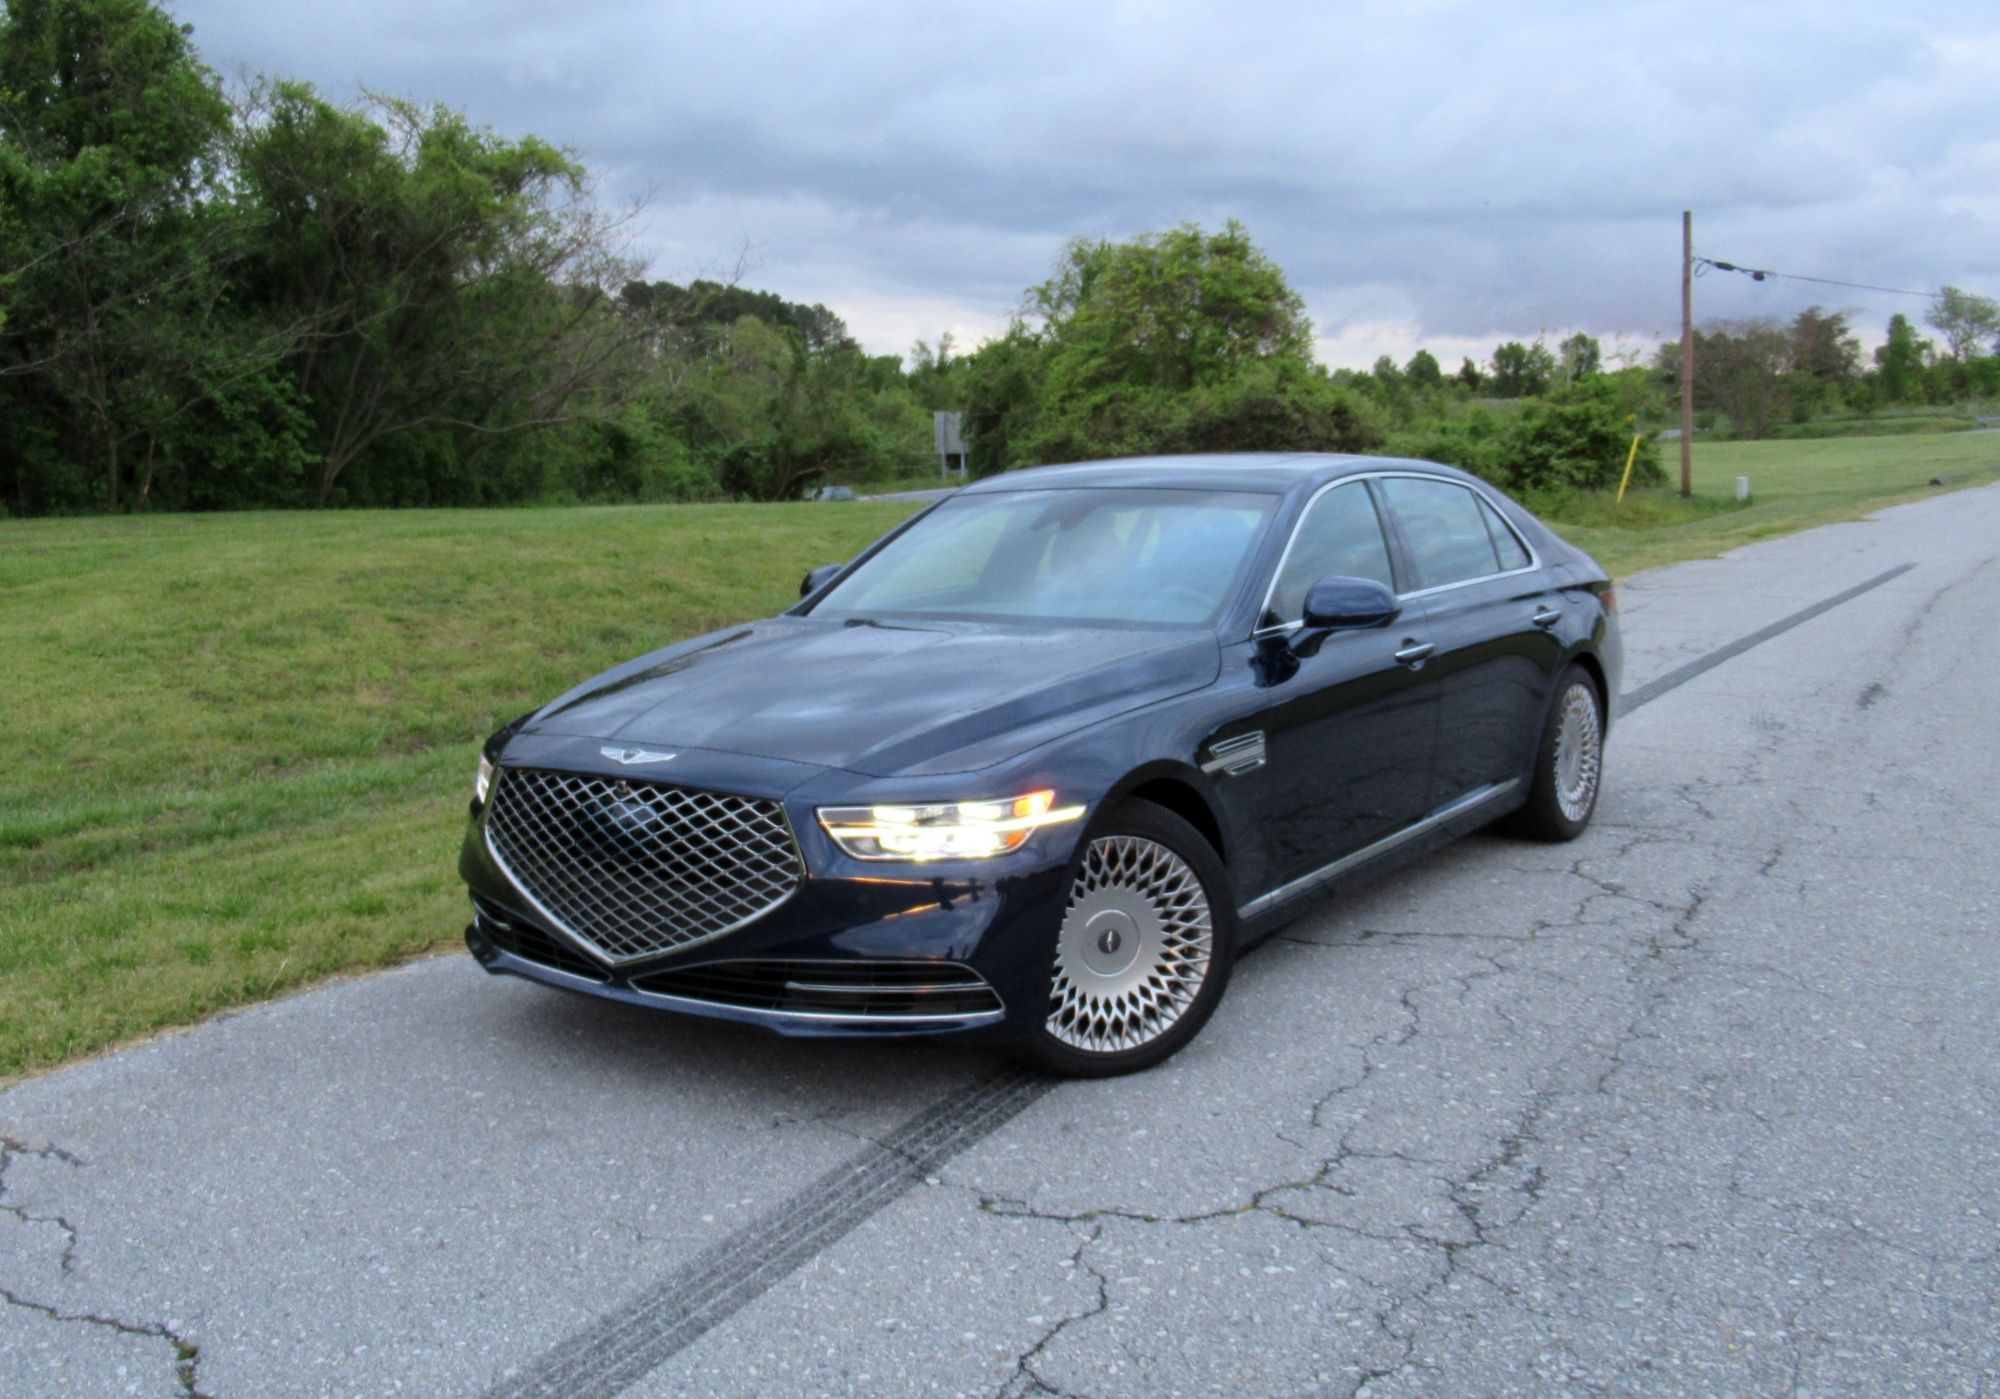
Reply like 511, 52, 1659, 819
1692, 257, 1943, 300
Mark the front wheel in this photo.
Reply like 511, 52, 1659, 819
1020, 800, 1236, 1078
1510, 664, 1605, 841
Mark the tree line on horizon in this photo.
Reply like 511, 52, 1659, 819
4, 0, 1996, 518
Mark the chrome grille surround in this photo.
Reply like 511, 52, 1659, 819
483, 766, 803, 964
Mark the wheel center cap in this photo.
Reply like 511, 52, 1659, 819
1080, 908, 1142, 976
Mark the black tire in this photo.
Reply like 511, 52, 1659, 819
1018, 799, 1237, 1078
1509, 663, 1605, 842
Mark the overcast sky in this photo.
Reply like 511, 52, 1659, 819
173, 0, 2000, 368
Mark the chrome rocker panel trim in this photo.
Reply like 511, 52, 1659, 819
1239, 779, 1520, 918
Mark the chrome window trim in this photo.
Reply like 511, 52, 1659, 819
1250, 470, 1543, 637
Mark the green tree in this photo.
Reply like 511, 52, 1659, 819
624, 278, 854, 354
1788, 306, 1859, 384
1017, 221, 1375, 465
1692, 320, 1791, 439
1927, 286, 2000, 362
1873, 314, 1927, 404
1557, 332, 1602, 383
957, 325, 1051, 475
670, 315, 927, 500
0, 0, 241, 510
1404, 348, 1442, 390
905, 330, 970, 411
236, 83, 646, 504
1455, 356, 1484, 392
1489, 340, 1556, 397
1031, 222, 1312, 394
1784, 306, 1859, 418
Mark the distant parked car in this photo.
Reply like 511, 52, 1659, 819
463, 454, 1622, 1075
808, 484, 856, 501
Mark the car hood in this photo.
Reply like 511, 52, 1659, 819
523, 616, 1220, 778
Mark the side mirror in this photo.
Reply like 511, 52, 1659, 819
1281, 576, 1400, 660
800, 562, 846, 598
1302, 576, 1400, 631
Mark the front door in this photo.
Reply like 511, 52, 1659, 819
1239, 481, 1440, 887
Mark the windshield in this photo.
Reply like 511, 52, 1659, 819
808, 487, 1278, 627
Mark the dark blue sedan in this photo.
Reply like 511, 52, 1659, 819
462, 454, 1621, 1075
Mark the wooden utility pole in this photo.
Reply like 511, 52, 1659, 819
1679, 210, 1694, 498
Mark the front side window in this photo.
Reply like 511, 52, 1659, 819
808, 488, 1278, 627
1263, 482, 1395, 627
1380, 477, 1510, 591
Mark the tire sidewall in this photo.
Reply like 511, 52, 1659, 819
1020, 798, 1237, 1078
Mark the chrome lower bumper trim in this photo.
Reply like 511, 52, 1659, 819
477, 941, 1008, 1030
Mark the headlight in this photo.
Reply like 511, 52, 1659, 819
475, 754, 495, 804
817, 789, 1084, 861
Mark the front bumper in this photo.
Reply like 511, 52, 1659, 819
458, 800, 1074, 1043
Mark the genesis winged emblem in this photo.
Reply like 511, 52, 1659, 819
599, 746, 678, 766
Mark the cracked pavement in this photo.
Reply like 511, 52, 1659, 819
5, 485, 1999, 1396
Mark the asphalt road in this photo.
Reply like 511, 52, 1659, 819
4, 485, 1999, 1397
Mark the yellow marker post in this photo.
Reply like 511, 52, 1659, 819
1615, 414, 1643, 504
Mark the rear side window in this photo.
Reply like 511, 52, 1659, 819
1264, 482, 1395, 626
1480, 497, 1532, 571
1380, 477, 1509, 590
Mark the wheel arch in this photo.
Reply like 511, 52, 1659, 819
1565, 647, 1612, 732
1104, 762, 1231, 865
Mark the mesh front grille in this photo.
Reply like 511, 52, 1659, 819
484, 767, 802, 963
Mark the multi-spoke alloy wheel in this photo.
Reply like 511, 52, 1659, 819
1552, 681, 1603, 823
1025, 801, 1235, 1077
1510, 663, 1606, 842
1047, 835, 1213, 1053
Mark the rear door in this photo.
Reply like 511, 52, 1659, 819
1241, 480, 1440, 885
1376, 476, 1565, 807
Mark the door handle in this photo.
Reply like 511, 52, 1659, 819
1393, 641, 1435, 668
1531, 607, 1562, 629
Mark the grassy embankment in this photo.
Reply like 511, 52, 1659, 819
3, 429, 1995, 1078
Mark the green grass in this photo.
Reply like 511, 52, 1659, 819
2, 429, 1996, 1078
1539, 430, 2000, 577
1763, 413, 1977, 440
0, 502, 914, 1078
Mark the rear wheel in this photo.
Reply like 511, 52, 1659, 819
1020, 800, 1236, 1078
1511, 664, 1604, 841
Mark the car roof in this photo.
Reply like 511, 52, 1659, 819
952, 452, 1476, 496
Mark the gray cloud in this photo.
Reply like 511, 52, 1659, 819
175, 0, 2000, 363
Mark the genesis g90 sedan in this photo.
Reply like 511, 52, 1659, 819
461, 454, 1622, 1075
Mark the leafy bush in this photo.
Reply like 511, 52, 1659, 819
1502, 378, 1661, 492
1387, 379, 1657, 495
